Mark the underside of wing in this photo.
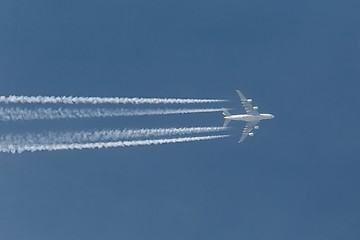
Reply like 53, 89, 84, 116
236, 90, 259, 115
239, 120, 259, 143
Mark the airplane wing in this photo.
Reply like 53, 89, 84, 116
239, 120, 259, 143
236, 90, 259, 115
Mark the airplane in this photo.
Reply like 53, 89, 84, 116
223, 90, 274, 143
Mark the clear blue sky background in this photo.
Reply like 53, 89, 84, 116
1, 0, 359, 239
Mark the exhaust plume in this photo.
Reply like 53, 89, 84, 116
0, 135, 230, 153
0, 95, 227, 105
0, 107, 226, 121
0, 127, 228, 145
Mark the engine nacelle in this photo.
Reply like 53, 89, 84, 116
253, 106, 258, 110
249, 132, 254, 136
254, 126, 259, 130
247, 99, 253, 103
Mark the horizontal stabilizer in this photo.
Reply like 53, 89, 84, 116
222, 109, 231, 117
223, 119, 231, 127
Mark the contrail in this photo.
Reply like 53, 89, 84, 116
0, 107, 226, 121
0, 95, 227, 105
0, 127, 228, 145
0, 135, 230, 153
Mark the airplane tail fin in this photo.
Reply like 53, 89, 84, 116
222, 109, 231, 127
223, 119, 231, 127
222, 109, 231, 117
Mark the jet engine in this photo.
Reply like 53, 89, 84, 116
254, 126, 259, 130
253, 106, 258, 110
249, 132, 254, 136
247, 99, 253, 103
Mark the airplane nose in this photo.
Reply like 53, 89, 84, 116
271, 114, 275, 119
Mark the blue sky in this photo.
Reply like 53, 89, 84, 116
0, 0, 359, 239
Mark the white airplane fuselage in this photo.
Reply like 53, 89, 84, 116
224, 113, 274, 122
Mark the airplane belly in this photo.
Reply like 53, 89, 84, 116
242, 115, 260, 121
227, 115, 259, 122
228, 115, 246, 121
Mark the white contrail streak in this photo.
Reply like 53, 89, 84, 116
0, 127, 228, 145
0, 107, 226, 121
0, 95, 227, 105
0, 135, 230, 153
